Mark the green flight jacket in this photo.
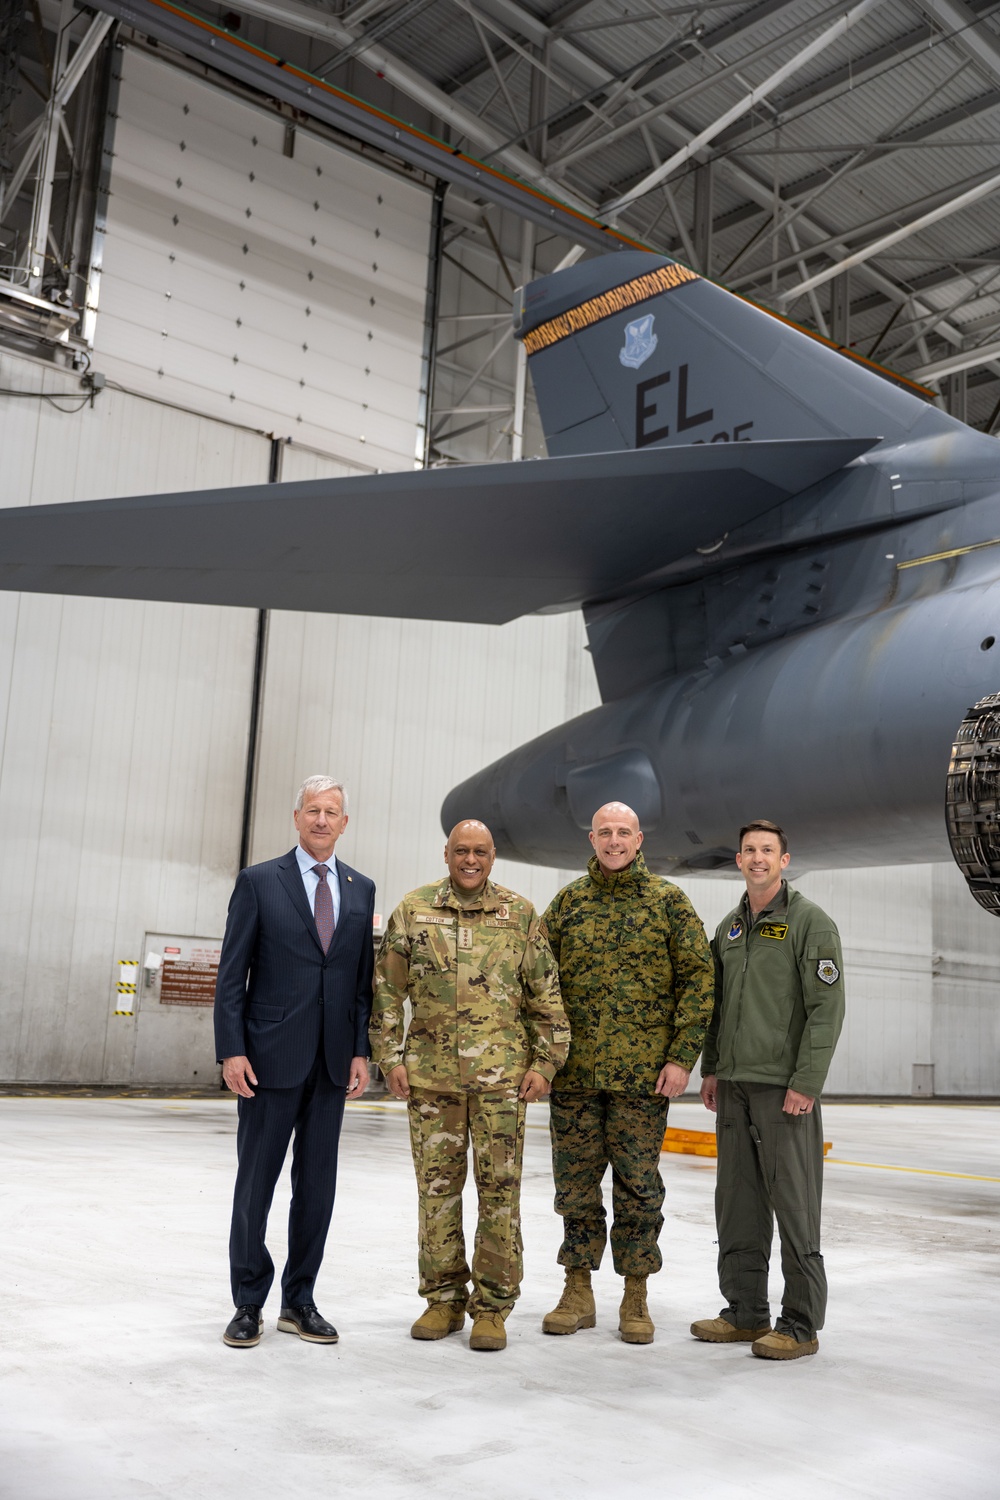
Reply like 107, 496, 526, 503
702, 882, 845, 1098
543, 852, 715, 1093
370, 877, 569, 1093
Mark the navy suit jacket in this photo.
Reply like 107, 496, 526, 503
214, 848, 376, 1089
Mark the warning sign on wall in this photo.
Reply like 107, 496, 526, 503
146, 935, 223, 1008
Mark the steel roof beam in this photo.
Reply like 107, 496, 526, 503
778, 165, 1000, 306
601, 0, 884, 220
913, 0, 1000, 86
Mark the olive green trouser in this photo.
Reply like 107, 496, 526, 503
715, 1079, 827, 1342
550, 1090, 669, 1276
407, 1087, 526, 1317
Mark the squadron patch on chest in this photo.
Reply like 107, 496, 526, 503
495, 903, 510, 921
816, 958, 840, 985
760, 923, 789, 940
727, 919, 743, 941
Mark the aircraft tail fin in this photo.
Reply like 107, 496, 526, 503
515, 253, 948, 457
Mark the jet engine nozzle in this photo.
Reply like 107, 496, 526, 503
946, 694, 1000, 916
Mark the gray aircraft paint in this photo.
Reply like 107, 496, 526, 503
0, 250, 998, 887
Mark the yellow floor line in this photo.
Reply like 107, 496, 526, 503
825, 1157, 1000, 1182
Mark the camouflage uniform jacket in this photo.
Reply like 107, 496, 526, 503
543, 852, 714, 1092
370, 877, 569, 1093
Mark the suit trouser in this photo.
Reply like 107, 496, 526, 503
229, 1048, 347, 1308
549, 1089, 669, 1276
407, 1087, 526, 1317
715, 1079, 827, 1341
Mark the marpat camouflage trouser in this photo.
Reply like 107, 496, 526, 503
549, 1090, 669, 1276
407, 1087, 526, 1315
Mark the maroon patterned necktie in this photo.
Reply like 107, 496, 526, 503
312, 864, 335, 953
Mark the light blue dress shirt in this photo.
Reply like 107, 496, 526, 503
296, 843, 341, 926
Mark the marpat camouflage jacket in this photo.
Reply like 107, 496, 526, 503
370, 877, 569, 1093
544, 852, 714, 1092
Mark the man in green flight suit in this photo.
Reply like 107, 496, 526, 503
692, 819, 845, 1361
541, 801, 714, 1344
370, 819, 569, 1353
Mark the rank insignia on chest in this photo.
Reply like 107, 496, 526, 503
816, 958, 840, 985
760, 923, 789, 940
458, 926, 473, 950
727, 920, 743, 941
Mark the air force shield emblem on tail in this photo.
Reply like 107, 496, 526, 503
619, 313, 657, 369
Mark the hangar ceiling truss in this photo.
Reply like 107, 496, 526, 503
4, 0, 1000, 432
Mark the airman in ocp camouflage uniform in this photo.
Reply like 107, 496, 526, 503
370, 819, 569, 1353
542, 802, 714, 1345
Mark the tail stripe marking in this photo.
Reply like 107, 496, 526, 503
521, 263, 700, 356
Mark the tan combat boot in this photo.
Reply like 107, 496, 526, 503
410, 1302, 465, 1340
619, 1275, 654, 1344
541, 1267, 596, 1335
751, 1330, 818, 1360
469, 1310, 507, 1351
691, 1317, 771, 1343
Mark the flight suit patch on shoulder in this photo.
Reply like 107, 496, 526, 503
816, 958, 840, 985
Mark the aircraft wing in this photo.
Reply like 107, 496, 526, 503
0, 438, 877, 624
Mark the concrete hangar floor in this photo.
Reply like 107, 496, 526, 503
2, 1094, 997, 1500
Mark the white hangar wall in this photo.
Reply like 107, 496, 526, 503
0, 45, 996, 1092
95, 46, 429, 472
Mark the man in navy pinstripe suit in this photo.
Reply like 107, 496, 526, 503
214, 775, 375, 1349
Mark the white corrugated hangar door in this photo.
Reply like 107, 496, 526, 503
95, 45, 430, 471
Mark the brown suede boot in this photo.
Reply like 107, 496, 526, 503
541, 1268, 596, 1335
619, 1275, 654, 1344
469, 1310, 507, 1351
410, 1302, 465, 1340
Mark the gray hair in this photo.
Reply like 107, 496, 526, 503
294, 775, 349, 815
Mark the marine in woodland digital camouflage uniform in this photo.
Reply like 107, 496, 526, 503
370, 819, 569, 1351
542, 802, 714, 1343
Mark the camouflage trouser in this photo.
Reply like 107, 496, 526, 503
407, 1087, 526, 1316
549, 1090, 669, 1276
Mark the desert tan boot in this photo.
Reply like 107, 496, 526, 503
410, 1302, 465, 1341
469, 1310, 507, 1351
691, 1317, 772, 1343
751, 1330, 819, 1360
541, 1268, 596, 1335
618, 1275, 654, 1344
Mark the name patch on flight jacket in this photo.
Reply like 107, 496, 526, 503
760, 923, 789, 940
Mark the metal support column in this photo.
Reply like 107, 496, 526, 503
237, 437, 280, 871
511, 216, 534, 461
26, 0, 73, 293
416, 179, 446, 468
693, 160, 713, 275
830, 270, 851, 348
